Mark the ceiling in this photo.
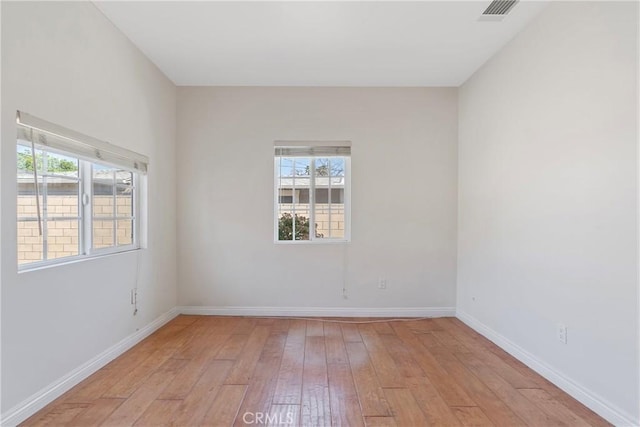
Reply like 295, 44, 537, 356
94, 1, 548, 87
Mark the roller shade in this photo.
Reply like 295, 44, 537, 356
274, 141, 351, 157
16, 111, 148, 174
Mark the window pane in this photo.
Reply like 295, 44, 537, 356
298, 188, 310, 204
313, 158, 331, 238
117, 219, 133, 246
115, 170, 133, 186
277, 157, 310, 241
314, 188, 329, 238
315, 158, 330, 176
293, 177, 310, 190
93, 165, 115, 217
314, 188, 345, 239
116, 186, 134, 217
278, 211, 293, 241
331, 176, 345, 187
47, 178, 80, 218
47, 220, 80, 259
278, 158, 294, 177
278, 188, 293, 204
17, 219, 43, 264
45, 151, 79, 177
93, 220, 114, 249
328, 203, 345, 239
93, 192, 114, 217
278, 212, 310, 241
315, 188, 328, 204
17, 144, 44, 174
331, 188, 344, 204
330, 158, 345, 177
294, 158, 310, 176
294, 214, 310, 240
17, 181, 43, 219
18, 144, 44, 220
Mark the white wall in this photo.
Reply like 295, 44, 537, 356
177, 87, 458, 311
458, 1, 639, 424
1, 1, 177, 414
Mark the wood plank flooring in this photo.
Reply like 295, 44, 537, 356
22, 316, 610, 427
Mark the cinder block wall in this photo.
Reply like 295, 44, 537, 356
17, 195, 132, 263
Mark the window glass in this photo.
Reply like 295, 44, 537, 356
275, 152, 349, 242
93, 220, 115, 249
92, 164, 136, 251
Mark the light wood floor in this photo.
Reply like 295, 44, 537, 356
23, 316, 610, 427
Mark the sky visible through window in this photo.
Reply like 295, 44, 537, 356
278, 157, 345, 177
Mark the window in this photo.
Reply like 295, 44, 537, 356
92, 165, 136, 249
274, 142, 351, 242
16, 111, 147, 269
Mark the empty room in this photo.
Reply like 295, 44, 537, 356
1, 0, 638, 426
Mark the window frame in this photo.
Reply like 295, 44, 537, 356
17, 141, 143, 272
88, 162, 140, 256
274, 153, 351, 244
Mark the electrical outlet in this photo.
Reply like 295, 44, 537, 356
557, 323, 567, 344
378, 278, 387, 289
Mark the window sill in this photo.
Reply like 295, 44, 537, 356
274, 239, 350, 245
18, 246, 142, 273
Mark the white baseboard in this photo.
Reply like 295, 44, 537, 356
177, 305, 456, 318
456, 310, 639, 427
1, 308, 179, 427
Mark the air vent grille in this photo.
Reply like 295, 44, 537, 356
482, 0, 518, 16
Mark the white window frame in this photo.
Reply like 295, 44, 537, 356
16, 112, 146, 271
87, 162, 140, 257
274, 142, 351, 244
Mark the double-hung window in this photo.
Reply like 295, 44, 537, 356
16, 111, 147, 269
274, 142, 351, 242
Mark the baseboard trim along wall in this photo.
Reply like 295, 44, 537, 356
1, 308, 180, 427
456, 310, 639, 427
176, 306, 456, 318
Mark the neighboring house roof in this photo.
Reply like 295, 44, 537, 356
17, 170, 131, 185
277, 176, 345, 188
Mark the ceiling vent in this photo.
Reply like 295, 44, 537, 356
482, 0, 518, 17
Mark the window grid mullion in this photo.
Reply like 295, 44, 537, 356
84, 162, 93, 255
132, 174, 137, 248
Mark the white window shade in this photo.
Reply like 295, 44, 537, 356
274, 141, 351, 157
16, 111, 148, 174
